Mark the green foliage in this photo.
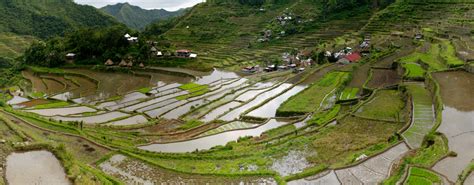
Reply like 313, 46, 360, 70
0, 0, 118, 39
354, 90, 405, 121
277, 72, 350, 116
406, 167, 441, 185
177, 83, 210, 100
23, 25, 146, 67
402, 62, 426, 79
307, 105, 341, 126
178, 119, 204, 130
33, 101, 70, 109
339, 88, 359, 101
101, 3, 187, 30
439, 40, 464, 68
137, 87, 152, 94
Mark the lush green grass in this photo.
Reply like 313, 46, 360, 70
29, 91, 46, 99
399, 43, 447, 76
406, 167, 441, 185
402, 63, 426, 79
310, 116, 402, 167
33, 101, 70, 109
137, 87, 152, 94
29, 66, 65, 74
0, 33, 35, 59
178, 119, 205, 130
338, 88, 359, 101
307, 105, 341, 126
408, 134, 448, 167
439, 40, 465, 68
176, 83, 209, 100
354, 90, 406, 122
277, 72, 350, 116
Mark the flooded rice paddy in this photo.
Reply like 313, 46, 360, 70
106, 115, 149, 126
201, 101, 241, 122
288, 143, 409, 184
99, 154, 276, 184
220, 83, 292, 121
53, 111, 129, 124
25, 106, 96, 116
139, 119, 287, 153
6, 150, 70, 185
247, 85, 307, 118
432, 71, 474, 182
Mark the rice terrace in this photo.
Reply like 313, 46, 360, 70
0, 0, 473, 184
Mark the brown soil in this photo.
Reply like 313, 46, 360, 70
367, 69, 401, 89
18, 99, 50, 108
348, 62, 371, 88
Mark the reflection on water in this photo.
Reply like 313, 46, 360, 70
6, 150, 70, 185
195, 69, 240, 85
247, 85, 307, 118
432, 71, 474, 182
139, 119, 287, 153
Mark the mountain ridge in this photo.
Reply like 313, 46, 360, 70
101, 2, 187, 30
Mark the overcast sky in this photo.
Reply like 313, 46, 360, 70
74, 0, 204, 11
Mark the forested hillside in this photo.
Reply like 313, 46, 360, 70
0, 0, 118, 39
101, 3, 187, 30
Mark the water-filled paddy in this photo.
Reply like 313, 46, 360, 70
99, 154, 275, 184
6, 150, 70, 185
247, 85, 307, 118
106, 115, 149, 126
26, 106, 96, 116
432, 71, 474, 181
53, 111, 129, 124
139, 119, 287, 153
201, 101, 241, 122
220, 84, 292, 121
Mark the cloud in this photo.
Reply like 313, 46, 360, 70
74, 0, 204, 11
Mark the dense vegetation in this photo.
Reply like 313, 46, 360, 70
101, 3, 187, 30
0, 0, 118, 39
22, 25, 149, 67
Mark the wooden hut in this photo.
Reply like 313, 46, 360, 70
119, 59, 128, 67
105, 59, 114, 66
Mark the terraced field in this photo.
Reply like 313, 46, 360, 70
402, 83, 435, 149
3, 1, 474, 184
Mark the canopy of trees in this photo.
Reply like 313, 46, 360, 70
23, 25, 151, 67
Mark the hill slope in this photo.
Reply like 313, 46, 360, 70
156, 0, 393, 69
0, 0, 118, 39
101, 3, 186, 30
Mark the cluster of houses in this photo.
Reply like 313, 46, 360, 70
325, 47, 362, 65
242, 49, 314, 73
104, 56, 145, 68
258, 10, 305, 42
124, 33, 138, 43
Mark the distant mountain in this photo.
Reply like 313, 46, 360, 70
101, 3, 187, 30
0, 0, 118, 39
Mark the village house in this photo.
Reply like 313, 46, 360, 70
124, 33, 138, 43
105, 59, 114, 66
66, 53, 76, 60
176, 50, 197, 58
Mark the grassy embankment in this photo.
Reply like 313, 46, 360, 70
354, 90, 406, 122
176, 82, 210, 100
277, 72, 351, 116
405, 167, 442, 185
